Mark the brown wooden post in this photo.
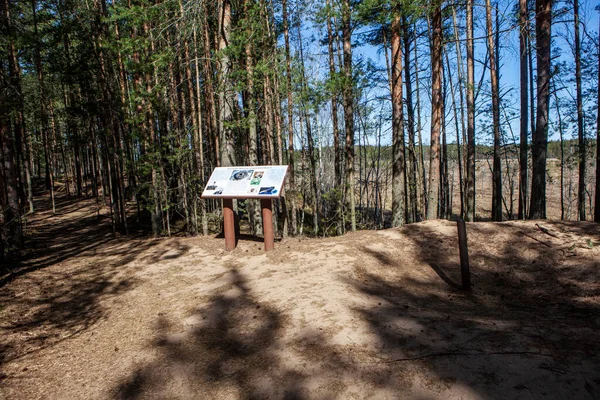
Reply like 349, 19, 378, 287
457, 219, 471, 290
261, 198, 274, 251
223, 198, 236, 250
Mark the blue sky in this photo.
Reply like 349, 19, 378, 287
294, 0, 599, 147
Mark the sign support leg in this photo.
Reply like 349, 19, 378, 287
223, 198, 236, 251
261, 199, 274, 251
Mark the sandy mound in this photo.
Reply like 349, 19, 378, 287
1, 198, 599, 399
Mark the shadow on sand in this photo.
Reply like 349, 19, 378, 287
0, 193, 171, 368
113, 220, 600, 398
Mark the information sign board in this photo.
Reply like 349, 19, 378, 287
201, 165, 288, 199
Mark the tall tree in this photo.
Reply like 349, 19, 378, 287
486, 0, 502, 221
529, 0, 552, 219
465, 0, 476, 221
451, 7, 466, 219
282, 0, 297, 236
427, 3, 442, 220
403, 21, 418, 223
296, 12, 320, 235
326, 0, 343, 233
518, 0, 529, 220
595, 16, 600, 223
342, 0, 356, 231
573, 0, 585, 221
218, 0, 236, 168
1, 0, 22, 250
391, 11, 405, 227
244, 0, 262, 236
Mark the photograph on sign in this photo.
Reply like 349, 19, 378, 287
201, 165, 288, 199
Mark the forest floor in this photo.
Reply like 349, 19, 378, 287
1, 192, 600, 399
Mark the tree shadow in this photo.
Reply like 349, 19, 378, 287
346, 221, 600, 397
0, 193, 169, 369
111, 266, 452, 399
113, 266, 310, 399
0, 262, 138, 366
1, 192, 161, 287
110, 220, 600, 398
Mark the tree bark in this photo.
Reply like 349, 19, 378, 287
486, 0, 502, 221
451, 8, 466, 219
574, 0, 585, 221
445, 49, 464, 219
427, 5, 443, 220
326, 0, 343, 233
218, 0, 236, 168
465, 0, 476, 222
403, 21, 418, 223
282, 0, 297, 236
342, 0, 356, 231
391, 13, 405, 227
529, 0, 552, 219
0, 4, 22, 249
244, 2, 263, 237
414, 29, 427, 217
595, 17, 600, 223
296, 19, 320, 235
518, 0, 529, 220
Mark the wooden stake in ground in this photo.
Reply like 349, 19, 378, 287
457, 219, 471, 290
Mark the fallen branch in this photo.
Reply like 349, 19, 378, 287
535, 224, 560, 239
522, 233, 553, 248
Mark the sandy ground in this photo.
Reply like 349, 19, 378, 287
1, 194, 600, 399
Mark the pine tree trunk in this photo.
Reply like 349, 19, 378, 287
296, 23, 320, 235
0, 63, 22, 251
202, 8, 219, 168
554, 89, 565, 220
193, 26, 208, 235
141, 20, 162, 237
452, 7, 468, 216
282, 0, 297, 236
595, 20, 600, 223
445, 49, 464, 218
427, 5, 443, 220
218, 1, 236, 168
486, 0, 502, 221
414, 32, 427, 217
342, 0, 356, 231
1, 112, 22, 251
518, 0, 529, 220
5, 0, 33, 215
574, 0, 585, 221
245, 17, 263, 237
326, 0, 343, 234
529, 0, 552, 219
391, 13, 405, 227
465, 0, 476, 222
403, 21, 418, 223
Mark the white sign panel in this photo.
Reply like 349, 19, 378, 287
201, 165, 288, 199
